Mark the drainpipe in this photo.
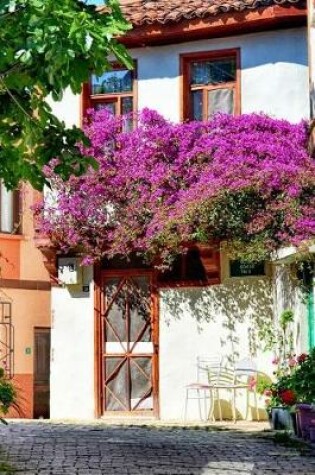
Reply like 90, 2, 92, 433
308, 0, 315, 119
307, 1, 315, 350
308, 283, 315, 349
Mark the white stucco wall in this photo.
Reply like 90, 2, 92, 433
50, 27, 309, 124
134, 28, 309, 123
159, 276, 274, 420
50, 267, 95, 420
48, 87, 81, 128
273, 264, 309, 354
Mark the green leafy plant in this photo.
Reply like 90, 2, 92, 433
0, 368, 18, 424
290, 349, 315, 403
0, 460, 15, 474
264, 351, 315, 409
255, 373, 273, 395
0, 0, 133, 189
280, 310, 294, 331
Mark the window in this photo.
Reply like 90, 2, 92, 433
82, 63, 137, 131
159, 249, 207, 285
181, 50, 240, 121
158, 247, 221, 287
0, 182, 20, 233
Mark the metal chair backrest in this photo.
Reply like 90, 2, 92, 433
234, 357, 257, 384
196, 355, 222, 383
207, 366, 235, 386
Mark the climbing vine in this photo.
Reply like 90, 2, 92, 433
35, 109, 315, 265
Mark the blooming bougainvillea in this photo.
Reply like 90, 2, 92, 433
34, 109, 315, 264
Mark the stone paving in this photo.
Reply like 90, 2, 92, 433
0, 422, 315, 475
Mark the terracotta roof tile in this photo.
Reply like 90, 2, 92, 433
118, 0, 302, 26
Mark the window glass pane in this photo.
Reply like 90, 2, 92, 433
121, 96, 133, 115
130, 358, 153, 410
1, 182, 13, 233
191, 59, 236, 86
104, 278, 127, 343
190, 90, 203, 121
185, 249, 207, 281
129, 277, 151, 343
159, 255, 182, 282
121, 97, 133, 131
208, 88, 234, 117
94, 101, 116, 114
105, 357, 128, 411
91, 69, 133, 94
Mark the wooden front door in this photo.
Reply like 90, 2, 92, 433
101, 272, 158, 416
34, 328, 50, 419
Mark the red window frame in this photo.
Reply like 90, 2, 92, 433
181, 49, 241, 122
81, 61, 137, 122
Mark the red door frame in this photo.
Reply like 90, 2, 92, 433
94, 266, 159, 418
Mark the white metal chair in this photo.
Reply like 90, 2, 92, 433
207, 357, 260, 422
184, 355, 223, 421
234, 357, 260, 421
207, 366, 240, 422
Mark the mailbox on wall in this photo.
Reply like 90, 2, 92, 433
57, 257, 82, 285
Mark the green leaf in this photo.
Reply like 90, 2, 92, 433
0, 0, 133, 189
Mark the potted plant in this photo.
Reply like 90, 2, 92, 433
288, 350, 315, 439
264, 350, 315, 438
262, 309, 298, 432
265, 373, 297, 433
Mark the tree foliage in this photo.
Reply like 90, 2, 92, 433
0, 0, 132, 189
35, 109, 315, 264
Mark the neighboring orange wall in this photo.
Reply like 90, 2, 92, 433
20, 187, 50, 282
0, 235, 21, 279
0, 185, 51, 418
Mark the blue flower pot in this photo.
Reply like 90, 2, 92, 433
271, 407, 296, 433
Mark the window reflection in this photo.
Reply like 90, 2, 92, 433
91, 69, 133, 95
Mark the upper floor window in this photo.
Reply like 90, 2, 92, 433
181, 49, 240, 122
0, 182, 20, 234
158, 246, 221, 287
82, 63, 137, 131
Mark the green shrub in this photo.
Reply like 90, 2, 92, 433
0, 371, 17, 423
255, 373, 273, 395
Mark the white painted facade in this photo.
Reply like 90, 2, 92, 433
50, 28, 309, 126
50, 267, 95, 419
159, 277, 274, 420
272, 264, 309, 355
49, 26, 311, 421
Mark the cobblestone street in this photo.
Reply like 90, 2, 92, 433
0, 422, 315, 475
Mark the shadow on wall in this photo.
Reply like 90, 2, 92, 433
273, 264, 305, 351
273, 265, 298, 311
161, 278, 273, 363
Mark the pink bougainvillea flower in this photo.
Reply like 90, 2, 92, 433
34, 109, 315, 265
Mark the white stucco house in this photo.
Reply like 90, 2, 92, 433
43, 0, 315, 421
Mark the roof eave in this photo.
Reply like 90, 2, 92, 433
120, 4, 307, 48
